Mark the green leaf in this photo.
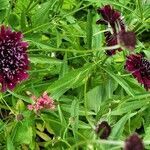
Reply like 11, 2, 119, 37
144, 126, 150, 140
101, 67, 135, 97
58, 105, 67, 126
0, 0, 9, 22
110, 113, 136, 139
32, 0, 57, 27
47, 64, 92, 99
70, 99, 79, 140
0, 0, 9, 10
13, 121, 33, 145
30, 55, 62, 64
0, 120, 5, 132
61, 104, 96, 116
36, 131, 51, 141
7, 137, 15, 150
86, 86, 102, 113
126, 93, 150, 101
8, 13, 20, 27
8, 90, 32, 103
111, 99, 149, 115
86, 7, 93, 49
20, 12, 27, 31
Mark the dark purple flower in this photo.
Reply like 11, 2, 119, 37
125, 54, 150, 90
96, 5, 125, 56
124, 133, 144, 150
118, 31, 136, 50
97, 5, 125, 30
104, 31, 122, 56
0, 25, 29, 92
95, 121, 111, 139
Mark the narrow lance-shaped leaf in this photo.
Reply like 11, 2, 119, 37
47, 64, 92, 99
101, 66, 135, 97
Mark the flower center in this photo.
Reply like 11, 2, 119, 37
0, 39, 25, 80
141, 59, 150, 77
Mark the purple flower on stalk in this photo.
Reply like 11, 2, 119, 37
125, 54, 150, 90
0, 25, 29, 92
104, 31, 122, 56
124, 133, 144, 150
96, 5, 126, 56
97, 5, 125, 31
95, 121, 111, 139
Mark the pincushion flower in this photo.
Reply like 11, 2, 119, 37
27, 92, 55, 112
97, 5, 125, 31
0, 25, 29, 92
97, 5, 125, 56
125, 54, 150, 90
124, 133, 144, 150
104, 31, 122, 56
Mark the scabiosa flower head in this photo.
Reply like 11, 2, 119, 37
0, 25, 29, 92
96, 5, 125, 56
118, 31, 136, 50
125, 54, 150, 90
95, 121, 111, 139
27, 92, 55, 112
97, 5, 125, 31
124, 133, 144, 150
104, 31, 122, 56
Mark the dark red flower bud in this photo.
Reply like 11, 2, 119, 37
118, 31, 136, 50
124, 133, 144, 150
95, 121, 111, 139
97, 5, 121, 26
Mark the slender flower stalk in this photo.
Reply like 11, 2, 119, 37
0, 25, 29, 91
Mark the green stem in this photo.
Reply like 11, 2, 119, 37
87, 7, 93, 50
84, 78, 95, 129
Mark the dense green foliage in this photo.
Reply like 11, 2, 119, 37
0, 0, 150, 149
